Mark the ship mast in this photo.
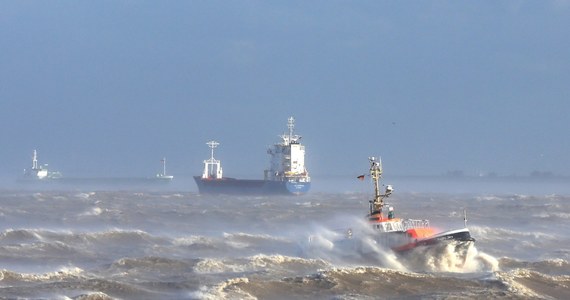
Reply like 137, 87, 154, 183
369, 157, 392, 215
161, 157, 167, 176
32, 149, 39, 170
288, 116, 294, 142
207, 140, 219, 177
207, 141, 219, 160
280, 117, 301, 145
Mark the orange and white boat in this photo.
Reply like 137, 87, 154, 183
309, 157, 475, 261
364, 157, 474, 255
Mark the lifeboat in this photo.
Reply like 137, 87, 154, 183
363, 157, 474, 255
308, 157, 475, 263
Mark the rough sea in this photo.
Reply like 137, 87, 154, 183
0, 176, 569, 299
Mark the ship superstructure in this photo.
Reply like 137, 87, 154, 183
264, 117, 311, 193
201, 141, 223, 180
193, 117, 311, 195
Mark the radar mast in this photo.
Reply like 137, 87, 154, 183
280, 117, 301, 145
368, 157, 393, 216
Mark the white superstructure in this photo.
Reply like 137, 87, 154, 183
264, 117, 310, 183
201, 141, 223, 179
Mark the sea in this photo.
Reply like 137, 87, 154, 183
0, 176, 569, 299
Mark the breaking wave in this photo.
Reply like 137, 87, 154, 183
0, 266, 84, 283
298, 218, 498, 273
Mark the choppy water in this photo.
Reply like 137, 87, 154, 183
0, 180, 569, 299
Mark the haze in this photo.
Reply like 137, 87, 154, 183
1, 1, 569, 183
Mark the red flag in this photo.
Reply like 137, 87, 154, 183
357, 175, 365, 180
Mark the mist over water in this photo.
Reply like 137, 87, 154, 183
0, 177, 569, 299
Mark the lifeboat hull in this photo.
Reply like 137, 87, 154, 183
392, 227, 475, 253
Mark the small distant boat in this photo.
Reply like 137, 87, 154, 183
193, 117, 311, 195
155, 157, 174, 181
309, 157, 475, 263
22, 150, 62, 180
20, 151, 172, 187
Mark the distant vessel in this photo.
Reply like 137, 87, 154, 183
307, 157, 474, 263
155, 157, 174, 181
193, 117, 311, 195
20, 150, 172, 187
22, 150, 62, 180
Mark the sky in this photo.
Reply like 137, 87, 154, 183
1, 1, 569, 180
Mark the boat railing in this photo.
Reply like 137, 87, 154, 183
401, 219, 430, 231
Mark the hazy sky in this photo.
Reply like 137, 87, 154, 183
1, 1, 569, 179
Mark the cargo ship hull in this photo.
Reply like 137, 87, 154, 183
193, 176, 311, 195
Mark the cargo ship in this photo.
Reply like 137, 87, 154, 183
193, 117, 311, 195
